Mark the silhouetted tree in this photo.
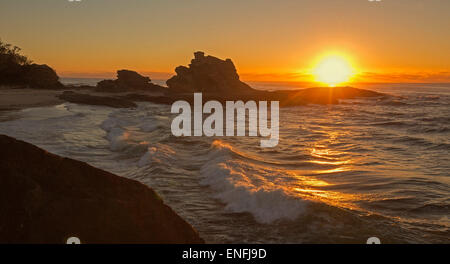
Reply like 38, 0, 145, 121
0, 39, 32, 84
0, 40, 31, 65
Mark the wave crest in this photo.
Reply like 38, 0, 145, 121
201, 140, 307, 223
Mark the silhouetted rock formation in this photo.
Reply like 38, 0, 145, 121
58, 91, 137, 108
0, 59, 63, 89
0, 135, 204, 244
96, 69, 166, 93
116, 70, 151, 88
166, 51, 254, 94
21, 64, 63, 89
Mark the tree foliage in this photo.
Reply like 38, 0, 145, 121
0, 39, 33, 85
0, 39, 32, 67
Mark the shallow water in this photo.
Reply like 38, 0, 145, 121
0, 83, 448, 243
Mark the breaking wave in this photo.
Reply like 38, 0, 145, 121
200, 140, 307, 223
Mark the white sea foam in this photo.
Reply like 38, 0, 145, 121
100, 116, 133, 151
106, 127, 131, 151
200, 140, 307, 223
138, 144, 176, 167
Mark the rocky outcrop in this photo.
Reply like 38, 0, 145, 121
0, 61, 63, 89
0, 135, 204, 244
21, 64, 64, 89
116, 70, 152, 88
58, 91, 137, 108
166, 51, 254, 94
96, 70, 166, 93
95, 79, 117, 91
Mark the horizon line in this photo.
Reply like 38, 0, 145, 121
58, 75, 450, 86
58, 70, 450, 84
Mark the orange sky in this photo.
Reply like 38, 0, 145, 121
1, 0, 449, 83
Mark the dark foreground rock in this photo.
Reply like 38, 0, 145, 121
59, 91, 137, 108
96, 70, 167, 93
0, 135, 204, 243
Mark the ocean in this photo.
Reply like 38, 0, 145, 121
0, 80, 448, 243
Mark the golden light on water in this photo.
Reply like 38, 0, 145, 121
290, 175, 361, 211
312, 54, 355, 87
211, 140, 361, 212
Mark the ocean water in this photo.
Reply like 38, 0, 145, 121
0, 82, 449, 243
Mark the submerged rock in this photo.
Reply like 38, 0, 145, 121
58, 91, 137, 108
0, 135, 204, 244
273, 86, 387, 105
166, 51, 254, 94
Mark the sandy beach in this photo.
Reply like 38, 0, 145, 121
0, 85, 168, 114
0, 86, 63, 111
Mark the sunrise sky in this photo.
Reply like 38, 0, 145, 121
1, 0, 449, 83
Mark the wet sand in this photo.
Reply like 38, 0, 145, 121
0, 86, 64, 111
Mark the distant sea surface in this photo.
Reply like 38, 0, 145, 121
0, 80, 449, 243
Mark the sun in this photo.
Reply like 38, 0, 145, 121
312, 55, 355, 87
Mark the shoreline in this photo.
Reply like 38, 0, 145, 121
0, 85, 390, 114
0, 86, 64, 111
0, 85, 166, 112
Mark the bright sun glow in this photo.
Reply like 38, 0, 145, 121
313, 55, 355, 87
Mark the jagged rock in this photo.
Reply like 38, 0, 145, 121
58, 91, 137, 108
166, 51, 254, 94
96, 70, 166, 93
0, 135, 204, 243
